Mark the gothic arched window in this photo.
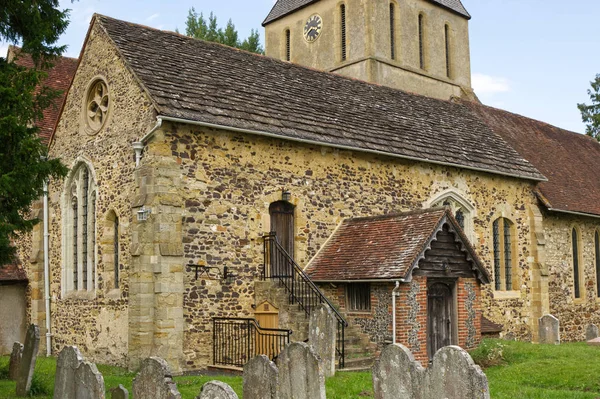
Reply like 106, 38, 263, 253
572, 227, 583, 299
493, 218, 515, 291
340, 4, 347, 61
418, 14, 425, 69
63, 162, 97, 294
444, 24, 451, 78
390, 3, 396, 60
432, 194, 473, 238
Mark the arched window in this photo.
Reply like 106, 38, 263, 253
340, 4, 347, 61
572, 228, 582, 299
596, 231, 600, 298
104, 211, 120, 291
63, 162, 97, 293
269, 201, 295, 258
493, 218, 514, 291
432, 193, 473, 238
418, 14, 425, 69
389, 3, 396, 60
285, 29, 291, 61
444, 24, 451, 78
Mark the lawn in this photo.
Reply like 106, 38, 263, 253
1, 339, 600, 398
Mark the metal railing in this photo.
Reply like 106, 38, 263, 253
263, 232, 348, 368
213, 317, 291, 368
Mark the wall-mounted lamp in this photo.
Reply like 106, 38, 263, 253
281, 189, 291, 202
188, 262, 238, 283
137, 206, 151, 221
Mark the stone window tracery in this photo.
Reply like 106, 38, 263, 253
63, 162, 97, 294
84, 78, 110, 134
493, 218, 515, 291
432, 195, 472, 237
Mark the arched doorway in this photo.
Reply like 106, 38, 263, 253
427, 281, 455, 360
269, 201, 295, 277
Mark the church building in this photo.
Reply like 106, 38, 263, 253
7, 0, 600, 372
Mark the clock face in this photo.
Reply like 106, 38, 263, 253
304, 14, 323, 42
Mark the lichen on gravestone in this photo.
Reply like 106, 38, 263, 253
74, 361, 106, 399
15, 324, 40, 397
308, 304, 337, 377
132, 357, 182, 399
243, 355, 278, 399
276, 342, 326, 399
53, 346, 84, 399
539, 314, 560, 345
8, 342, 23, 381
110, 384, 129, 399
196, 380, 239, 399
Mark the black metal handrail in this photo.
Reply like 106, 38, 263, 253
213, 317, 291, 368
262, 232, 348, 369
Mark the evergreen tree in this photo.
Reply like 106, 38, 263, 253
0, 0, 70, 266
578, 74, 600, 141
183, 8, 264, 54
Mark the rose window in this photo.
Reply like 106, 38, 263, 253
86, 80, 109, 132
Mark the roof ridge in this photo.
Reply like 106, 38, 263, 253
344, 207, 447, 223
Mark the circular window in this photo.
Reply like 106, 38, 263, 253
84, 79, 110, 134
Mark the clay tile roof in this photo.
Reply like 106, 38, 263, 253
0, 263, 28, 283
465, 101, 600, 217
304, 208, 489, 283
481, 316, 503, 334
9, 46, 79, 145
96, 15, 543, 181
263, 0, 470, 25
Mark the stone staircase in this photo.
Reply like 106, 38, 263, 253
254, 280, 378, 370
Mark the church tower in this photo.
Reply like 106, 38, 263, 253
263, 0, 476, 101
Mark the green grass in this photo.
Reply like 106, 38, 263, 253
2, 340, 600, 398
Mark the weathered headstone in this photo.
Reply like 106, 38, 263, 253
308, 304, 337, 377
428, 346, 490, 399
372, 343, 425, 399
132, 357, 182, 399
586, 324, 599, 341
539, 314, 560, 345
75, 361, 106, 399
15, 324, 40, 397
53, 346, 84, 399
8, 342, 23, 381
372, 344, 490, 399
243, 355, 279, 399
110, 385, 129, 399
196, 381, 239, 399
587, 337, 600, 346
277, 342, 326, 399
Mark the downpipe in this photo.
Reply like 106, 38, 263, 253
43, 180, 52, 356
392, 280, 402, 344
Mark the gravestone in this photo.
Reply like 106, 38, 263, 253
74, 361, 106, 399
15, 324, 40, 397
308, 304, 337, 377
586, 324, 599, 341
9, 342, 23, 381
428, 346, 490, 399
539, 314, 560, 345
132, 357, 182, 399
277, 342, 326, 399
587, 337, 600, 346
196, 381, 239, 399
110, 385, 129, 399
53, 346, 84, 399
372, 344, 490, 399
243, 355, 279, 399
372, 343, 425, 399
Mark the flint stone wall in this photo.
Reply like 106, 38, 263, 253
372, 343, 490, 399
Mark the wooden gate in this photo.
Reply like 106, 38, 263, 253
255, 301, 280, 358
427, 282, 454, 360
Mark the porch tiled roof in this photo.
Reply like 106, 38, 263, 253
9, 47, 78, 145
96, 15, 543, 182
0, 263, 28, 283
304, 208, 488, 282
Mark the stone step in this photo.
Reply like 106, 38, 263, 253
338, 355, 376, 370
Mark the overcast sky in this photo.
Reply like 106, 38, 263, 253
2, 0, 598, 134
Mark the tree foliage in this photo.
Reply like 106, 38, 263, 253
183, 8, 264, 54
0, 0, 70, 265
578, 74, 600, 141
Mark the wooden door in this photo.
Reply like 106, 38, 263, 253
269, 201, 294, 276
427, 282, 454, 360
255, 301, 280, 359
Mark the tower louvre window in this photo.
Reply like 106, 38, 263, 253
285, 29, 291, 61
341, 4, 347, 61
418, 14, 425, 69
445, 24, 451, 78
390, 3, 396, 60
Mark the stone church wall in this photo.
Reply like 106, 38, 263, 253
153, 120, 541, 369
24, 22, 157, 366
544, 214, 600, 342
